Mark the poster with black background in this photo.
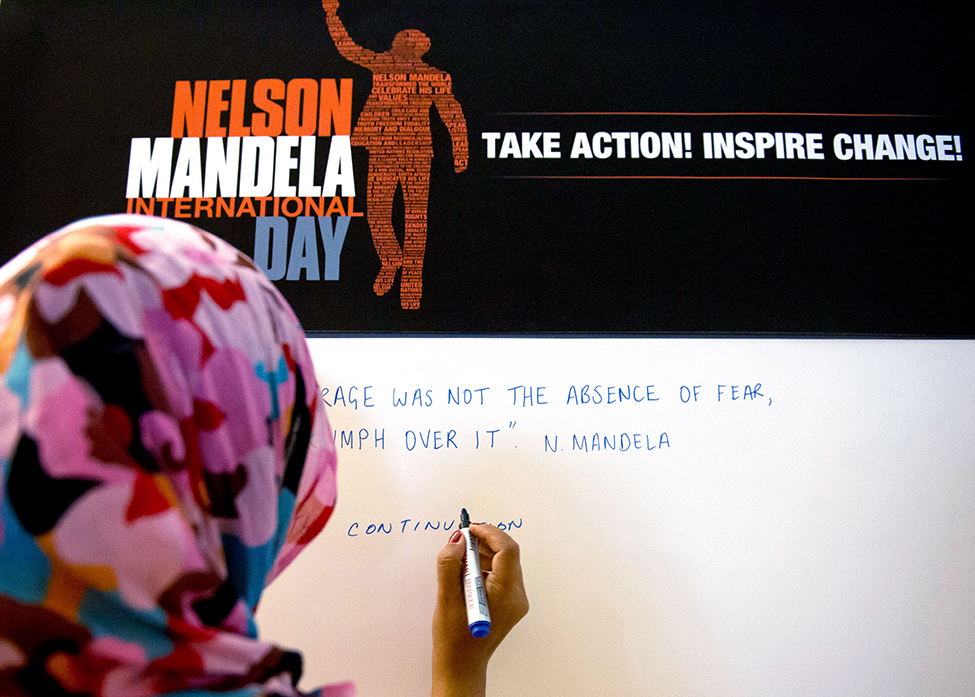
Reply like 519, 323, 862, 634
0, 0, 970, 336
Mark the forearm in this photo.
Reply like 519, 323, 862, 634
323, 3, 372, 65
432, 660, 487, 697
435, 93, 468, 166
450, 122, 469, 157
325, 13, 354, 58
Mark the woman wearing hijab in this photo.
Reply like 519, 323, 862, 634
0, 215, 527, 697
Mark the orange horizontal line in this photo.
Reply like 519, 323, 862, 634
494, 175, 946, 181
494, 112, 942, 118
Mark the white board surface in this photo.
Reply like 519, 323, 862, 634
256, 338, 975, 697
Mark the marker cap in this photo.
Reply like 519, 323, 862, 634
469, 620, 490, 638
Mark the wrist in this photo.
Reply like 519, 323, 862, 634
432, 638, 489, 697
432, 661, 487, 697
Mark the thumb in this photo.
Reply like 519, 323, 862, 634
436, 530, 466, 606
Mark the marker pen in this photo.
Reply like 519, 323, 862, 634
460, 508, 491, 637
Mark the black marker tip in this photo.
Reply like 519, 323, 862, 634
460, 508, 470, 528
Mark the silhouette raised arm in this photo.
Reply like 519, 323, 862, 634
322, 0, 380, 69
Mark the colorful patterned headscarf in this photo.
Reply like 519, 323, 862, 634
0, 216, 350, 696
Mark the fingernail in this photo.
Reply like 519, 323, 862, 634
449, 530, 462, 544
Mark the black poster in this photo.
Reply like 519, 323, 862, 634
1, 1, 969, 335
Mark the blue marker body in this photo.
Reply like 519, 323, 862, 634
460, 508, 491, 637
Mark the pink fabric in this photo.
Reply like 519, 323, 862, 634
0, 215, 348, 696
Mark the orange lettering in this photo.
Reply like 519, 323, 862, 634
194, 198, 214, 217
175, 198, 193, 218
282, 197, 303, 217
228, 79, 251, 136
319, 78, 353, 136
129, 198, 156, 215
285, 78, 319, 136
346, 196, 364, 217
305, 197, 325, 216
237, 197, 257, 217
215, 197, 236, 217
324, 196, 346, 216
252, 79, 285, 137
205, 80, 230, 137
171, 81, 207, 138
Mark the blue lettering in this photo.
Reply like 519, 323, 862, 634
744, 383, 763, 400
254, 217, 289, 281
318, 216, 349, 280
286, 216, 319, 280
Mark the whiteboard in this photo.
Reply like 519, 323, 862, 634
256, 338, 975, 697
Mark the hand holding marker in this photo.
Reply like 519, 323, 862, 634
460, 508, 491, 637
432, 512, 528, 696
